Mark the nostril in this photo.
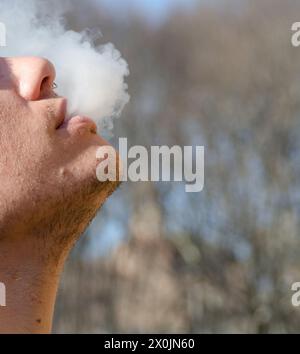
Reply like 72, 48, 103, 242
40, 76, 51, 92
39, 75, 57, 99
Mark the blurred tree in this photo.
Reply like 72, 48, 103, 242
54, 0, 300, 333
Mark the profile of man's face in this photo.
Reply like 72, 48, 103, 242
0, 56, 119, 250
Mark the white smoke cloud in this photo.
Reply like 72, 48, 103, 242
0, 0, 130, 131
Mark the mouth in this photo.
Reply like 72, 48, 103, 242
62, 115, 98, 134
55, 99, 97, 134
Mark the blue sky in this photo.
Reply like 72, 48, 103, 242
98, 0, 197, 22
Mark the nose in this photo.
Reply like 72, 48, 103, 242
7, 56, 56, 100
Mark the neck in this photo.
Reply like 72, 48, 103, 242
0, 236, 66, 333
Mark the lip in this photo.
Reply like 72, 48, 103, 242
60, 114, 98, 134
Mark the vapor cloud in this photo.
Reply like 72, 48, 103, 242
0, 0, 130, 131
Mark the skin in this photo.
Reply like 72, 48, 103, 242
0, 56, 121, 333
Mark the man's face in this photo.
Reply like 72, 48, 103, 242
0, 56, 119, 248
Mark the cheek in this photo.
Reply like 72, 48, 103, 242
0, 91, 33, 141
0, 91, 15, 122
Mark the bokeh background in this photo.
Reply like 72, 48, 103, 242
53, 0, 300, 333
